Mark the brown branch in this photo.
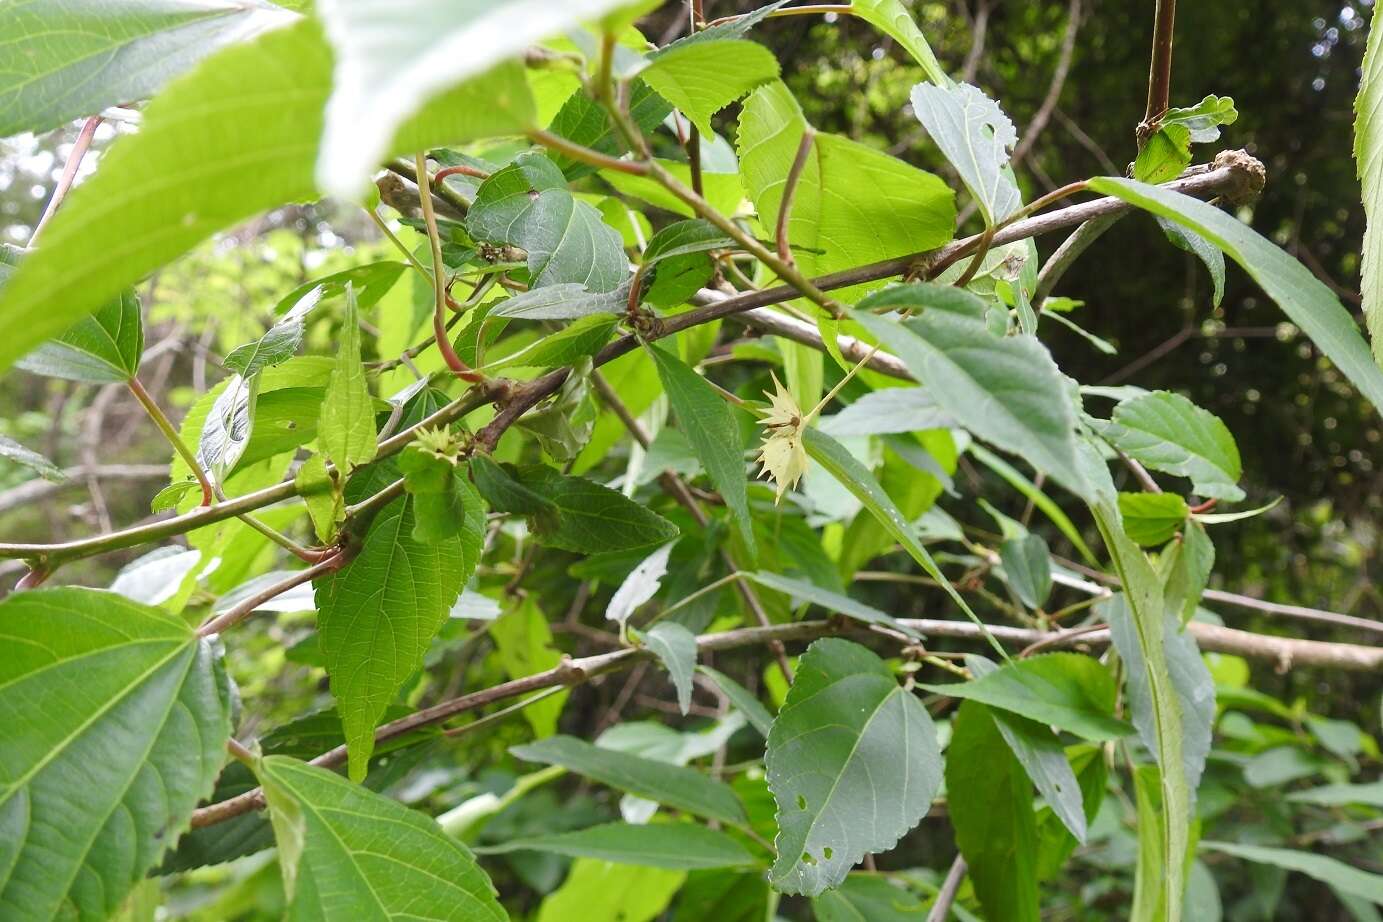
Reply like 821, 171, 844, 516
30, 116, 101, 245
777, 127, 816, 265
196, 554, 342, 637
1139, 0, 1177, 145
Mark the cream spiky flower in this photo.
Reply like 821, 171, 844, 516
756, 373, 808, 504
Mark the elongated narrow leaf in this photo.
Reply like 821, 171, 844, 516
315, 491, 478, 779
0, 19, 531, 376
765, 639, 941, 896
511, 735, 746, 824
313, 0, 635, 197
641, 39, 779, 136
1093, 390, 1243, 501
0, 433, 64, 482
911, 82, 1021, 226
497, 313, 618, 367
0, 0, 295, 137
1201, 842, 1383, 906
1089, 177, 1383, 414
479, 821, 756, 870
919, 652, 1130, 741
1357, 11, 1383, 364
259, 755, 507, 920
853, 286, 1087, 499
0, 588, 231, 920
745, 570, 921, 640
319, 288, 377, 474
16, 289, 143, 383
642, 622, 697, 715
648, 344, 755, 554
698, 665, 774, 738
947, 701, 1040, 922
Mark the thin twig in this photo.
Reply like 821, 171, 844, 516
196, 555, 341, 637
927, 856, 968, 922
777, 127, 816, 265
416, 153, 483, 384
1139, 0, 1177, 145
30, 116, 101, 244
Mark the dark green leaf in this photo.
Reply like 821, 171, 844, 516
478, 821, 756, 869
811, 875, 929, 921
508, 463, 680, 553
496, 313, 618, 367
698, 665, 774, 738
1000, 533, 1053, 609
1094, 390, 1243, 501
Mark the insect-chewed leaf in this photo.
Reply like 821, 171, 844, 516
910, 81, 1021, 225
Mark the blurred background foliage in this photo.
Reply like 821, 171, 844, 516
0, 2, 1379, 919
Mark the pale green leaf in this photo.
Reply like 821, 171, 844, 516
489, 281, 631, 319
0, 588, 231, 920
319, 287, 377, 473
1088, 177, 1383, 414
605, 542, 675, 627
1358, 10, 1383, 365
641, 622, 697, 715
1000, 533, 1053, 609
223, 285, 323, 378
0, 433, 64, 482
0, 0, 295, 137
910, 81, 1021, 225
818, 386, 952, 438
493, 313, 618, 367
697, 665, 774, 738
765, 638, 942, 896
489, 597, 568, 738
511, 735, 746, 824
745, 569, 922, 641
1200, 842, 1383, 906
259, 755, 507, 921
1163, 94, 1238, 144
919, 652, 1130, 741
294, 454, 342, 544
16, 289, 143, 383
641, 39, 779, 136
1094, 390, 1243, 501
479, 821, 756, 869
197, 372, 260, 488
1286, 781, 1383, 808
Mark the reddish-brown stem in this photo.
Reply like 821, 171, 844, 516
777, 127, 816, 265
416, 153, 484, 384
1189, 498, 1218, 515
433, 164, 490, 183
30, 116, 101, 245
196, 554, 342, 637
1139, 0, 1177, 145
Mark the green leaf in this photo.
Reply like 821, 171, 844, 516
0, 19, 531, 377
946, 701, 1040, 922
1088, 177, 1383, 414
506, 463, 680, 553
818, 386, 952, 438
0, 0, 295, 137
1000, 533, 1053, 609
641, 39, 779, 136
295, 454, 343, 543
648, 343, 755, 554
489, 281, 631, 319
1159, 217, 1226, 307
1094, 390, 1243, 501
546, 80, 673, 181
1133, 126, 1192, 184
511, 735, 747, 824
0, 433, 65, 482
848, 0, 946, 85
399, 446, 480, 543
495, 313, 618, 367
1286, 781, 1383, 808
1118, 492, 1190, 547
271, 261, 408, 316
1357, 10, 1383, 365
697, 665, 774, 738
738, 82, 954, 298
745, 569, 922, 641
489, 597, 568, 738
1164, 520, 1214, 624
314, 492, 476, 780
919, 652, 1130, 741
968, 442, 1098, 564
1200, 842, 1383, 906
258, 755, 507, 921
223, 285, 322, 378
479, 821, 756, 869
802, 427, 1004, 658
853, 286, 1087, 500
641, 622, 698, 715
319, 287, 378, 474
467, 151, 627, 292
765, 638, 942, 896
16, 289, 143, 383
1163, 94, 1238, 144
605, 542, 675, 627
811, 875, 930, 921
910, 81, 1021, 225
197, 372, 260, 490
641, 219, 735, 267
536, 858, 684, 922
0, 588, 231, 920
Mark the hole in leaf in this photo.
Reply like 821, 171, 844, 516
796, 795, 807, 810
823, 847, 834, 859
800, 852, 816, 866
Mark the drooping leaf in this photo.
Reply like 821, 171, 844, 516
223, 285, 323, 378
641, 622, 698, 715
0, 588, 231, 920
910, 81, 1021, 226
1200, 843, 1383, 907
697, 665, 774, 738
489, 597, 568, 738
853, 286, 1087, 500
1357, 10, 1383, 365
295, 454, 343, 543
258, 755, 507, 920
641, 39, 779, 136
1118, 492, 1190, 547
479, 821, 756, 870
0, 18, 531, 376
818, 386, 952, 438
0, 433, 65, 482
946, 701, 1040, 922
1093, 390, 1244, 501
1088, 177, 1383, 415
314, 490, 477, 779
1286, 781, 1383, 808
496, 313, 619, 367
467, 151, 627, 292
606, 542, 676, 627
1159, 217, 1226, 307
738, 81, 954, 298
919, 652, 1130, 741
489, 281, 632, 319
745, 570, 922, 640
810, 875, 930, 921
506, 463, 680, 553
16, 288, 144, 383
1000, 533, 1053, 609
511, 735, 746, 824
765, 638, 942, 896
648, 343, 755, 554
318, 287, 378, 475
0, 0, 295, 137
197, 372, 260, 489
1164, 520, 1215, 624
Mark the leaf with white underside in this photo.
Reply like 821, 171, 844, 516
223, 285, 323, 378
641, 39, 779, 136
314, 0, 634, 198
765, 638, 942, 896
1089, 177, 1383, 415
197, 372, 259, 489
1092, 390, 1243, 501
258, 756, 507, 921
0, 0, 296, 137
0, 18, 531, 376
17, 289, 143, 383
606, 542, 676, 627
468, 151, 627, 292
853, 285, 1087, 500
818, 386, 953, 437
0, 588, 231, 921
314, 493, 475, 780
1357, 11, 1383, 365
640, 622, 697, 715
511, 735, 746, 824
911, 81, 1021, 226
1200, 842, 1383, 905
318, 287, 377, 474
490, 281, 631, 320
0, 433, 64, 481
745, 570, 922, 641
477, 822, 758, 870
